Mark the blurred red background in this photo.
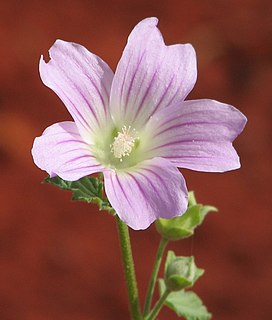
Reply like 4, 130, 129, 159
0, 0, 271, 319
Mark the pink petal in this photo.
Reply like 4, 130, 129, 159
104, 157, 188, 230
39, 40, 114, 139
32, 121, 104, 181
109, 17, 197, 128
147, 99, 247, 172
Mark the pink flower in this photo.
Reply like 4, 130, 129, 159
32, 18, 247, 230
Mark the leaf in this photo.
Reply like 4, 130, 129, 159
44, 176, 114, 214
159, 280, 212, 320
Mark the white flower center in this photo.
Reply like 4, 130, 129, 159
111, 126, 138, 162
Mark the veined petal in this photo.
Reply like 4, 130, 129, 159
147, 99, 247, 172
39, 40, 114, 140
109, 17, 197, 128
104, 157, 188, 230
32, 121, 104, 181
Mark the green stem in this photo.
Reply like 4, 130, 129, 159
116, 216, 142, 320
145, 289, 170, 320
143, 238, 168, 316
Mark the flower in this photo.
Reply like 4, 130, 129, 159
32, 17, 247, 230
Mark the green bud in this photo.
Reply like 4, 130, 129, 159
164, 251, 204, 292
155, 191, 217, 241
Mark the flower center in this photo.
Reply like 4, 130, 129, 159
110, 126, 138, 162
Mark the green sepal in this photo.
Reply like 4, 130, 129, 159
164, 251, 204, 291
44, 176, 114, 214
155, 191, 217, 241
188, 191, 197, 206
159, 280, 212, 319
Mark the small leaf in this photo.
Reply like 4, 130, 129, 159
159, 280, 212, 320
44, 176, 114, 214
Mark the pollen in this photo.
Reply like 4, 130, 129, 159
111, 126, 138, 161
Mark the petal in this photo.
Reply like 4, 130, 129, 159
147, 99, 247, 172
32, 121, 104, 181
39, 40, 114, 139
104, 157, 188, 230
109, 17, 197, 128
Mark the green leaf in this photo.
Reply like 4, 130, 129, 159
44, 176, 114, 214
159, 280, 212, 320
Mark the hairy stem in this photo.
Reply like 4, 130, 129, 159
143, 238, 168, 316
116, 216, 142, 320
145, 289, 170, 320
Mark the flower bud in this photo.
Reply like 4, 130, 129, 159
164, 251, 204, 292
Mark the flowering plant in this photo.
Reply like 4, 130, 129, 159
32, 18, 246, 319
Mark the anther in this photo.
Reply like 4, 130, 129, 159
110, 126, 138, 161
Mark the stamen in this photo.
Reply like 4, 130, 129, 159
111, 126, 138, 162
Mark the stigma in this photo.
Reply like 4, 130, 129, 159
111, 126, 138, 161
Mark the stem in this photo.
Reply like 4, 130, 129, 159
116, 216, 142, 320
143, 238, 168, 316
145, 289, 170, 320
